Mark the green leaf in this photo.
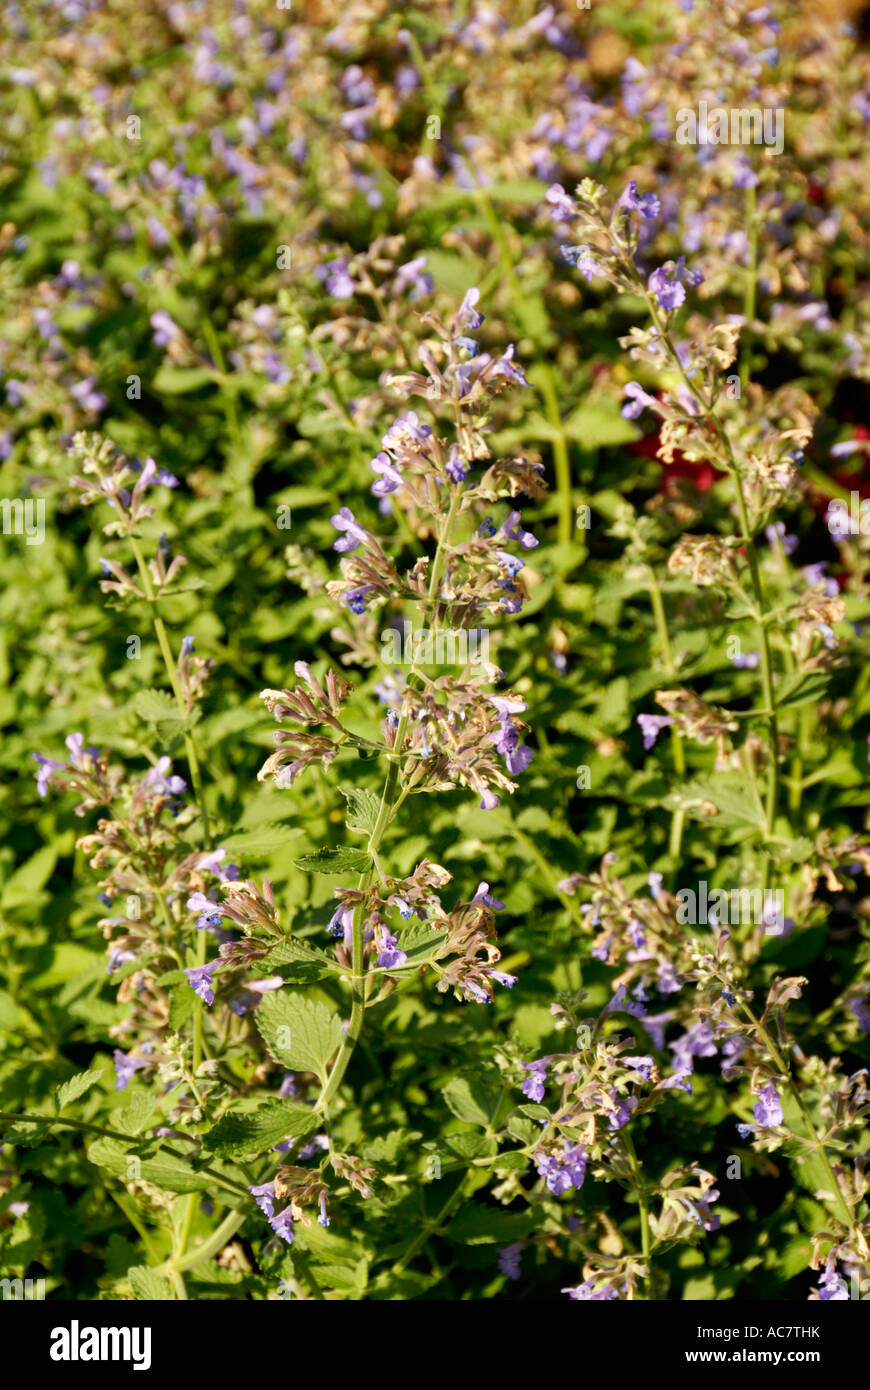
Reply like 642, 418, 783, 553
1, 843, 59, 909
1, 1118, 51, 1147
664, 775, 766, 830
132, 688, 185, 726
168, 986, 196, 1032
340, 786, 380, 836
113, 1091, 156, 1136
54, 1068, 103, 1113
775, 670, 832, 711
219, 824, 305, 857
152, 364, 217, 395
255, 990, 343, 1082
260, 938, 338, 980
86, 1138, 213, 1195
562, 400, 642, 449
442, 1074, 502, 1128
204, 1100, 319, 1158
0, 990, 19, 1030
445, 1206, 535, 1244
127, 1265, 176, 1301
294, 846, 372, 875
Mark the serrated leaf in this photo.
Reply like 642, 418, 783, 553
294, 846, 372, 875
204, 1100, 319, 1158
132, 688, 185, 725
128, 1265, 176, 1300
54, 1068, 102, 1113
260, 938, 338, 980
86, 1137, 213, 1195
255, 990, 343, 1082
219, 824, 306, 857
113, 1091, 156, 1136
340, 786, 380, 835
168, 986, 196, 1031
1, 1118, 50, 1147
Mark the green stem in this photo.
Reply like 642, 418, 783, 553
622, 1129, 652, 1299
476, 187, 573, 544
0, 1112, 250, 1200
740, 1005, 853, 1230
165, 1210, 246, 1275
740, 183, 758, 389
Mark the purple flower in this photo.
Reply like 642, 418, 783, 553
143, 757, 186, 796
381, 410, 432, 451
752, 1083, 783, 1127
150, 310, 181, 347
671, 1020, 716, 1072
454, 287, 484, 332
370, 451, 404, 496
731, 651, 760, 669
521, 1060, 548, 1102
849, 998, 870, 1033
328, 904, 355, 939
818, 1263, 849, 1301
32, 753, 66, 797
186, 892, 224, 931
491, 344, 528, 387
537, 1143, 587, 1195
376, 931, 408, 969
637, 713, 674, 750
184, 961, 220, 1006
446, 444, 468, 483
765, 521, 798, 556
250, 1181, 276, 1218
318, 1192, 331, 1228
625, 1055, 654, 1081
113, 1050, 150, 1091
618, 180, 661, 220
505, 743, 533, 775
331, 506, 368, 552
269, 1206, 295, 1244
316, 258, 354, 299
544, 183, 575, 222
607, 1089, 637, 1129
648, 257, 702, 311
562, 1280, 617, 1301
498, 1242, 523, 1280
347, 585, 375, 615
561, 244, 603, 280
622, 381, 658, 419
473, 882, 505, 911
393, 256, 433, 300
501, 510, 538, 549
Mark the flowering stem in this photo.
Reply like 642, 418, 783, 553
475, 187, 574, 543
0, 1112, 250, 1200
741, 183, 758, 389
629, 272, 780, 843
317, 475, 468, 1112
622, 1129, 652, 1299
739, 1003, 853, 1229
127, 534, 212, 849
